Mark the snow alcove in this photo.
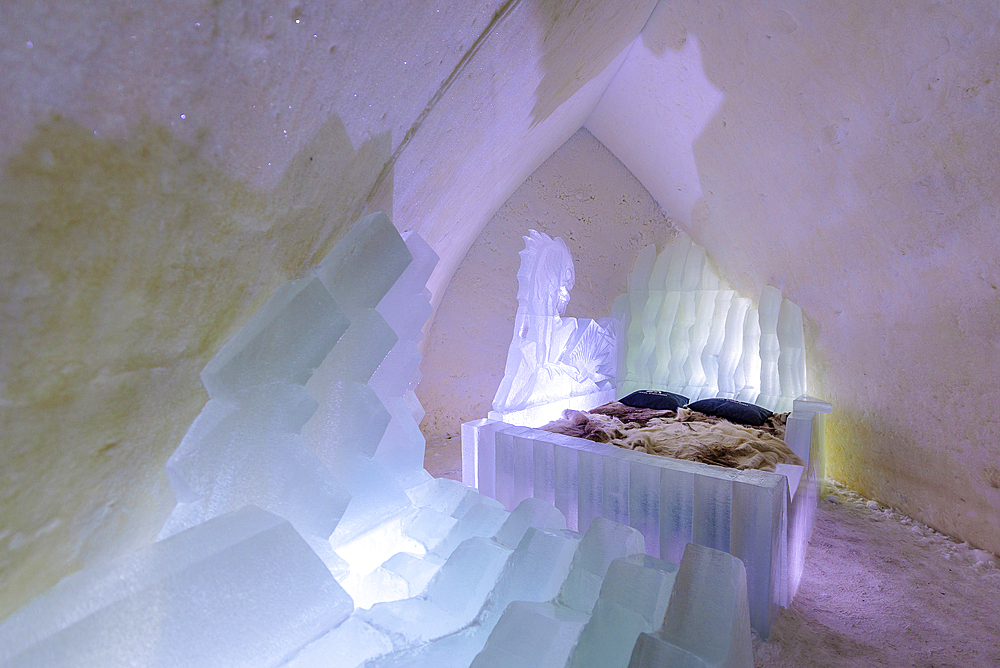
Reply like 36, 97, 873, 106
0, 213, 757, 668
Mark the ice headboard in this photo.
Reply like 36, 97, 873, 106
612, 233, 807, 413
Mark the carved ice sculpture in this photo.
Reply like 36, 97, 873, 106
491, 230, 617, 426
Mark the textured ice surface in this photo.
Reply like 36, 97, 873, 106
558, 516, 646, 614
568, 554, 679, 668
0, 507, 353, 668
200, 277, 349, 401
470, 601, 589, 668
313, 211, 412, 315
631, 542, 752, 668
492, 230, 617, 422
161, 383, 349, 541
281, 614, 392, 668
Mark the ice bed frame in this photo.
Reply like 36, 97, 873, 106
462, 395, 829, 638
462, 234, 831, 638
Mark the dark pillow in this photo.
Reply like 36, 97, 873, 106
619, 390, 689, 412
686, 398, 772, 427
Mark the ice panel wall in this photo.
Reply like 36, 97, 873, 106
616, 235, 807, 409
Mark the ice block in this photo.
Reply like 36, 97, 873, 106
568, 554, 679, 668
199, 277, 349, 401
312, 211, 412, 316
0, 507, 353, 668
631, 542, 752, 668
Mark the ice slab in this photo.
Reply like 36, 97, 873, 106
470, 601, 589, 668
376, 230, 439, 343
161, 383, 348, 541
568, 554, 679, 668
558, 516, 645, 614
281, 614, 393, 668
382, 552, 446, 599
200, 277, 348, 401
313, 211, 412, 315
639, 542, 753, 668
0, 507, 353, 668
494, 497, 567, 549
302, 380, 391, 462
363, 537, 513, 647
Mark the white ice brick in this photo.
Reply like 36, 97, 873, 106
363, 537, 513, 646
381, 552, 445, 599
302, 380, 391, 462
376, 230, 439, 343
370, 628, 484, 668
717, 297, 749, 399
200, 277, 349, 401
160, 383, 348, 541
281, 614, 392, 668
462, 418, 502, 496
659, 460, 697, 565
403, 507, 459, 554
433, 503, 510, 559
735, 307, 761, 404
568, 554, 679, 668
558, 516, 645, 614
494, 497, 567, 549
700, 290, 735, 400
470, 601, 589, 668
313, 211, 412, 315
305, 309, 398, 394
628, 457, 663, 559
483, 527, 581, 625
0, 507, 353, 668
406, 477, 498, 519
692, 468, 736, 554
756, 286, 782, 410
730, 470, 787, 637
643, 542, 753, 668
373, 396, 427, 486
327, 455, 413, 548
369, 339, 422, 402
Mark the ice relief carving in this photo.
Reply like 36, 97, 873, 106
492, 230, 618, 416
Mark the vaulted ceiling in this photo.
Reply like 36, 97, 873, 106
2, 0, 998, 620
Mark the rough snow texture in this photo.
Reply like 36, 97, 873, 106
754, 480, 1000, 667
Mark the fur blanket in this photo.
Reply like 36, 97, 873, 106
539, 401, 803, 472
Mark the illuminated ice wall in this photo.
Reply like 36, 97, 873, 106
0, 213, 754, 667
616, 233, 807, 413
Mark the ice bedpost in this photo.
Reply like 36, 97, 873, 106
776, 299, 807, 413
491, 230, 617, 426
785, 396, 833, 598
629, 543, 752, 668
0, 507, 355, 668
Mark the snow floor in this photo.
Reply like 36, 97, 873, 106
425, 439, 1000, 667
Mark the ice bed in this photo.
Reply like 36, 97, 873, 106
463, 231, 832, 638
